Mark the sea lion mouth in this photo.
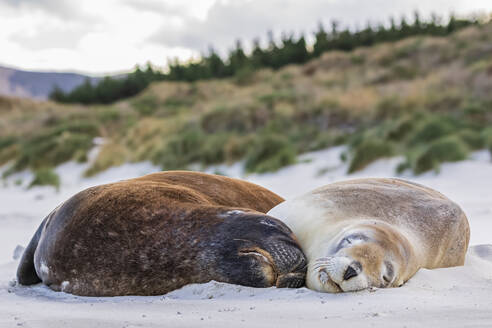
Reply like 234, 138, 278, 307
238, 246, 307, 288
312, 258, 344, 292
276, 272, 306, 288
318, 269, 343, 292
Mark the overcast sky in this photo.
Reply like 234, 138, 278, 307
1, 0, 491, 75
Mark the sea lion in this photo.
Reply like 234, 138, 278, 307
267, 178, 470, 293
17, 171, 307, 296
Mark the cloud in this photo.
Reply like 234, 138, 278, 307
9, 25, 90, 51
1, 0, 491, 73
148, 0, 483, 54
0, 0, 89, 20
122, 0, 185, 17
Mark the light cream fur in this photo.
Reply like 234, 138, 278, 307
268, 178, 470, 293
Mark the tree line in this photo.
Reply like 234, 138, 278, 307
50, 13, 478, 104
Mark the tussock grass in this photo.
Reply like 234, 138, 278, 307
29, 168, 60, 190
348, 138, 395, 173
412, 136, 469, 174
408, 116, 457, 146
9, 121, 98, 175
3, 24, 492, 178
483, 128, 492, 157
245, 134, 296, 173
458, 129, 485, 150
84, 142, 127, 177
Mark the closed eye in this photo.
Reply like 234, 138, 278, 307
336, 233, 369, 251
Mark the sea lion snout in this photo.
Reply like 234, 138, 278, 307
218, 212, 307, 288
270, 240, 307, 288
343, 263, 360, 280
251, 218, 307, 288
310, 256, 369, 292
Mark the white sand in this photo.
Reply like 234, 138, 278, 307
1, 147, 491, 327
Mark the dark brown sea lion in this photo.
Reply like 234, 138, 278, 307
17, 171, 307, 296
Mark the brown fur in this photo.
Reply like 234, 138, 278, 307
17, 171, 308, 296
129, 171, 283, 211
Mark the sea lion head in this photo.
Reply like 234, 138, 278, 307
212, 210, 307, 289
308, 223, 417, 293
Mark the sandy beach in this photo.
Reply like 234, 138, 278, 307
1, 147, 491, 327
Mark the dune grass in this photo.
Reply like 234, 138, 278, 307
2, 24, 492, 180
348, 138, 395, 173
412, 136, 470, 174
29, 168, 60, 190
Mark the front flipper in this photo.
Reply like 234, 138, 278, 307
16, 217, 47, 285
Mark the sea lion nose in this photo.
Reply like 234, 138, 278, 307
343, 265, 358, 280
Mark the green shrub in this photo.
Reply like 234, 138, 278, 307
14, 131, 94, 171
245, 134, 296, 173
164, 95, 195, 109
0, 136, 16, 150
97, 108, 121, 123
459, 101, 491, 128
375, 96, 405, 118
0, 136, 17, 166
391, 63, 418, 80
257, 90, 297, 108
386, 116, 417, 141
84, 143, 127, 177
200, 106, 270, 133
53, 121, 99, 136
348, 138, 394, 173
0, 150, 16, 168
395, 161, 411, 174
413, 136, 469, 174
154, 126, 237, 169
132, 95, 158, 116
276, 124, 317, 152
29, 168, 60, 190
458, 129, 485, 150
379, 38, 423, 65
483, 128, 492, 156
155, 127, 204, 169
234, 66, 256, 86
408, 116, 457, 146
350, 54, 365, 64
200, 133, 230, 165
307, 131, 341, 151
224, 135, 253, 163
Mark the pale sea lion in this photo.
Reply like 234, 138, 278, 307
268, 178, 470, 293
17, 171, 307, 296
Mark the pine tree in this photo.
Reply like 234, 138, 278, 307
51, 13, 480, 104
227, 40, 248, 74
205, 47, 227, 78
251, 38, 267, 68
48, 85, 66, 102
313, 22, 329, 57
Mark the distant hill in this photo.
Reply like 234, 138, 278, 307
0, 65, 99, 100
